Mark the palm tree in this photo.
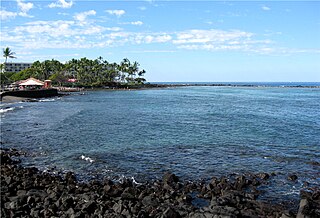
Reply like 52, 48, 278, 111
0, 63, 4, 73
3, 47, 16, 63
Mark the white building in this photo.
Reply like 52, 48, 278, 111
4, 62, 32, 73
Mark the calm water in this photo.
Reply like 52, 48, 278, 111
1, 86, 320, 202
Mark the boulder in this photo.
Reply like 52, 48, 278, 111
163, 172, 179, 185
113, 201, 123, 214
296, 199, 308, 218
142, 195, 158, 207
161, 207, 181, 218
121, 187, 136, 200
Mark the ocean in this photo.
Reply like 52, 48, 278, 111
1, 84, 319, 203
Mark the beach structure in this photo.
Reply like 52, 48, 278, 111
19, 78, 45, 90
0, 77, 58, 100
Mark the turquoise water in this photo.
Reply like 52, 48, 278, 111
1, 86, 320, 202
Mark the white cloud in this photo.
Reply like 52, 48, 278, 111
14, 20, 76, 37
105, 27, 122, 31
154, 34, 172, 43
17, 0, 34, 17
106, 10, 125, 17
138, 6, 147, 11
173, 29, 253, 45
58, 12, 69, 16
262, 6, 271, 11
1, 0, 33, 20
3, 15, 319, 57
170, 29, 285, 54
121, 21, 144, 26
105, 32, 173, 45
144, 35, 154, 43
126, 50, 176, 54
48, 0, 73, 9
177, 44, 248, 52
131, 21, 143, 26
74, 10, 96, 25
82, 26, 105, 35
0, 10, 17, 20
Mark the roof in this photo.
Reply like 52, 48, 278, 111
19, 78, 44, 86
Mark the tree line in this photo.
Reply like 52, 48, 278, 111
1, 49, 147, 87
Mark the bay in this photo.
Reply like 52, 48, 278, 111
1, 86, 319, 202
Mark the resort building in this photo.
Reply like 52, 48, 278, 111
4, 62, 32, 73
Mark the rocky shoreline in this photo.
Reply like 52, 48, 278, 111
1, 148, 319, 217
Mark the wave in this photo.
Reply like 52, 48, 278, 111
0, 106, 24, 114
0, 107, 15, 114
39, 98, 57, 102
80, 155, 94, 163
114, 175, 142, 185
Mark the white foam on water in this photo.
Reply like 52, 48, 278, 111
80, 155, 94, 163
0, 103, 24, 114
283, 186, 300, 196
114, 175, 141, 185
0, 107, 15, 114
131, 176, 141, 185
39, 98, 56, 102
103, 167, 113, 173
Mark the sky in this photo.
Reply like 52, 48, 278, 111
1, 0, 320, 82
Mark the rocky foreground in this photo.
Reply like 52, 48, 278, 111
1, 149, 319, 218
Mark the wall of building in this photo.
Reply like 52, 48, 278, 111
4, 63, 32, 73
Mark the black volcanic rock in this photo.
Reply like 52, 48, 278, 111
2, 149, 319, 217
257, 172, 270, 180
288, 174, 298, 181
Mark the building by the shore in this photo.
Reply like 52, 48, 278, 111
4, 78, 52, 91
4, 62, 32, 73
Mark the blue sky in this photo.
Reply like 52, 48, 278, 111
1, 0, 320, 82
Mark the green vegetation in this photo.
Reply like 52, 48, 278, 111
2, 57, 147, 88
3, 47, 16, 63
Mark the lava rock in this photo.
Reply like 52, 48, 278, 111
161, 207, 181, 218
257, 173, 270, 180
81, 201, 97, 214
163, 172, 179, 185
1, 148, 313, 218
142, 195, 158, 207
288, 174, 298, 181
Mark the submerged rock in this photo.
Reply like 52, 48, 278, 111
257, 172, 270, 180
288, 174, 298, 181
307, 161, 320, 166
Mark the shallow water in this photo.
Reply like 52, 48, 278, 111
1, 86, 320, 202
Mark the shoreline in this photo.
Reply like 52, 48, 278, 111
148, 83, 320, 88
77, 83, 320, 94
1, 148, 319, 217
90, 83, 320, 90
1, 83, 319, 103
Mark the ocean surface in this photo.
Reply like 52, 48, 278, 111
1, 84, 320, 203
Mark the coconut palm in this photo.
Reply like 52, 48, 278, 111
0, 63, 4, 73
3, 47, 16, 63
